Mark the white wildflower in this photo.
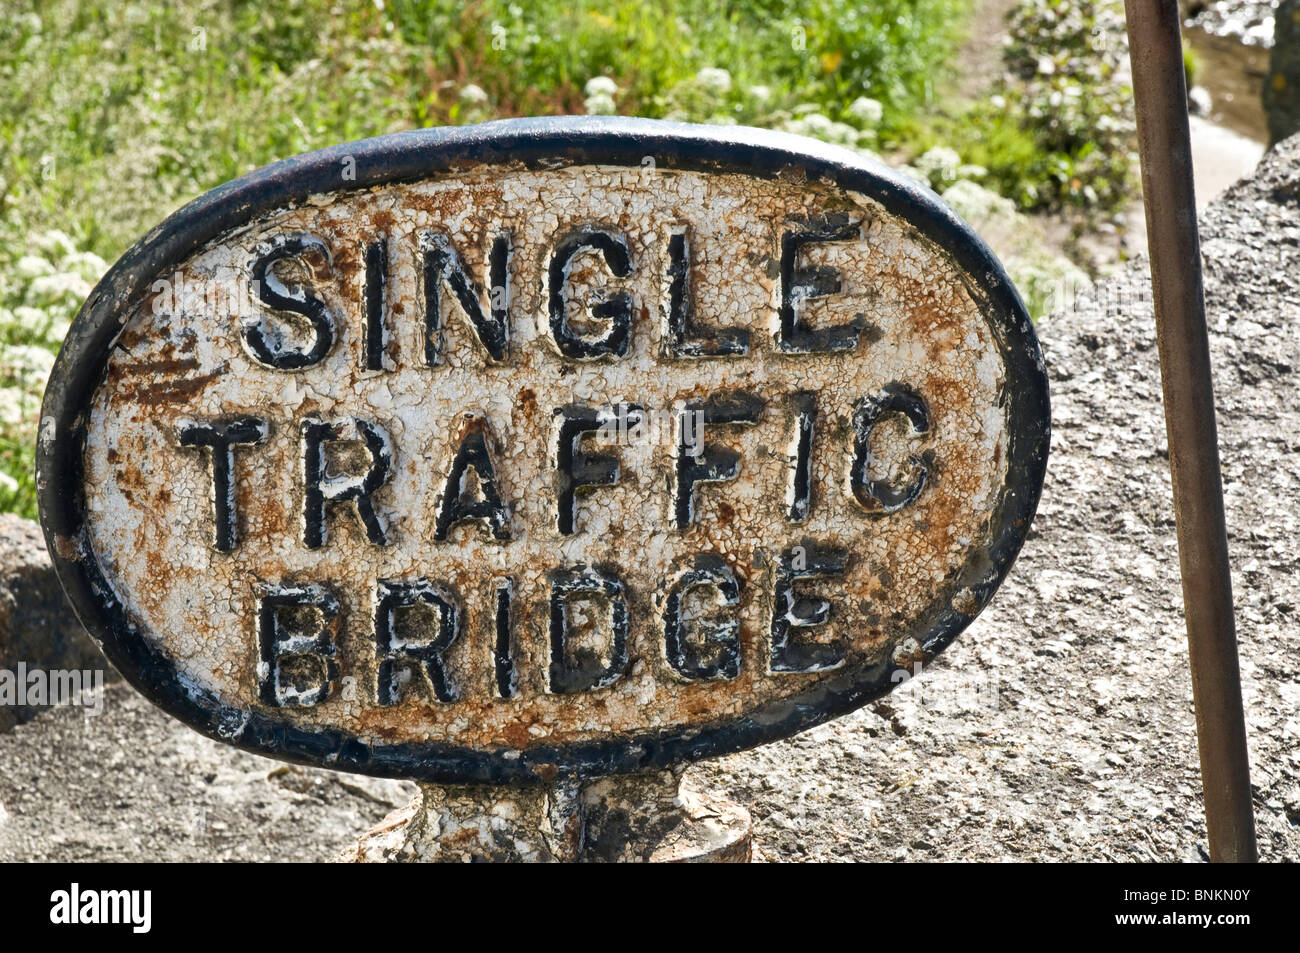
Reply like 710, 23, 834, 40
14, 255, 54, 281
583, 79, 618, 116
942, 180, 1016, 223
2, 343, 56, 388
894, 164, 929, 186
458, 84, 489, 105
12, 306, 53, 336
695, 68, 732, 95
0, 387, 30, 427
584, 93, 617, 115
25, 272, 91, 308
915, 146, 962, 188
827, 121, 859, 146
584, 76, 618, 98
799, 113, 833, 135
32, 230, 78, 261
59, 250, 108, 284
848, 96, 884, 126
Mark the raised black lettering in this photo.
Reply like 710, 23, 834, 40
849, 384, 933, 514
258, 583, 339, 707
778, 221, 864, 353
363, 238, 388, 371
554, 403, 642, 536
675, 392, 764, 529
663, 226, 749, 357
301, 417, 393, 548
494, 578, 516, 699
177, 416, 267, 551
661, 553, 742, 681
548, 565, 629, 694
421, 231, 510, 365
787, 392, 816, 522
770, 540, 849, 673
548, 228, 634, 360
374, 578, 461, 705
433, 414, 511, 541
245, 234, 335, 369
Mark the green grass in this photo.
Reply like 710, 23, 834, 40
0, 0, 969, 261
0, 0, 1132, 519
0, 0, 974, 519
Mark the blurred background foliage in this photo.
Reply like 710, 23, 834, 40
0, 0, 1134, 517
0, 0, 976, 258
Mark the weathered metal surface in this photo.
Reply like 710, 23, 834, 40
37, 118, 1049, 784
337, 770, 752, 863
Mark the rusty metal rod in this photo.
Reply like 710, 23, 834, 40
1123, 0, 1257, 862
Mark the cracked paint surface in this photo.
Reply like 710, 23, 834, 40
80, 164, 1010, 755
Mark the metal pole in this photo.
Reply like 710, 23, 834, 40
1123, 0, 1257, 861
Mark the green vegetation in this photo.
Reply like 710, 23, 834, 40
922, 0, 1136, 213
0, 230, 95, 515
0, 0, 1135, 518
1183, 40, 1201, 90
0, 0, 968, 263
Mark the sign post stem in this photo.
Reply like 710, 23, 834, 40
337, 770, 753, 863
1123, 0, 1257, 862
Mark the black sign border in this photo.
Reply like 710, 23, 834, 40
37, 117, 1050, 784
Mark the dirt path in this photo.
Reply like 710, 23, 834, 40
1121, 115, 1265, 261
955, 0, 1023, 100
954, 0, 1267, 273
1191, 115, 1266, 206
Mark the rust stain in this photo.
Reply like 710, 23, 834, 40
53, 534, 80, 561
77, 163, 1012, 757
516, 387, 537, 420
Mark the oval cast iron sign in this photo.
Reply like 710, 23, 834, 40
37, 118, 1050, 783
